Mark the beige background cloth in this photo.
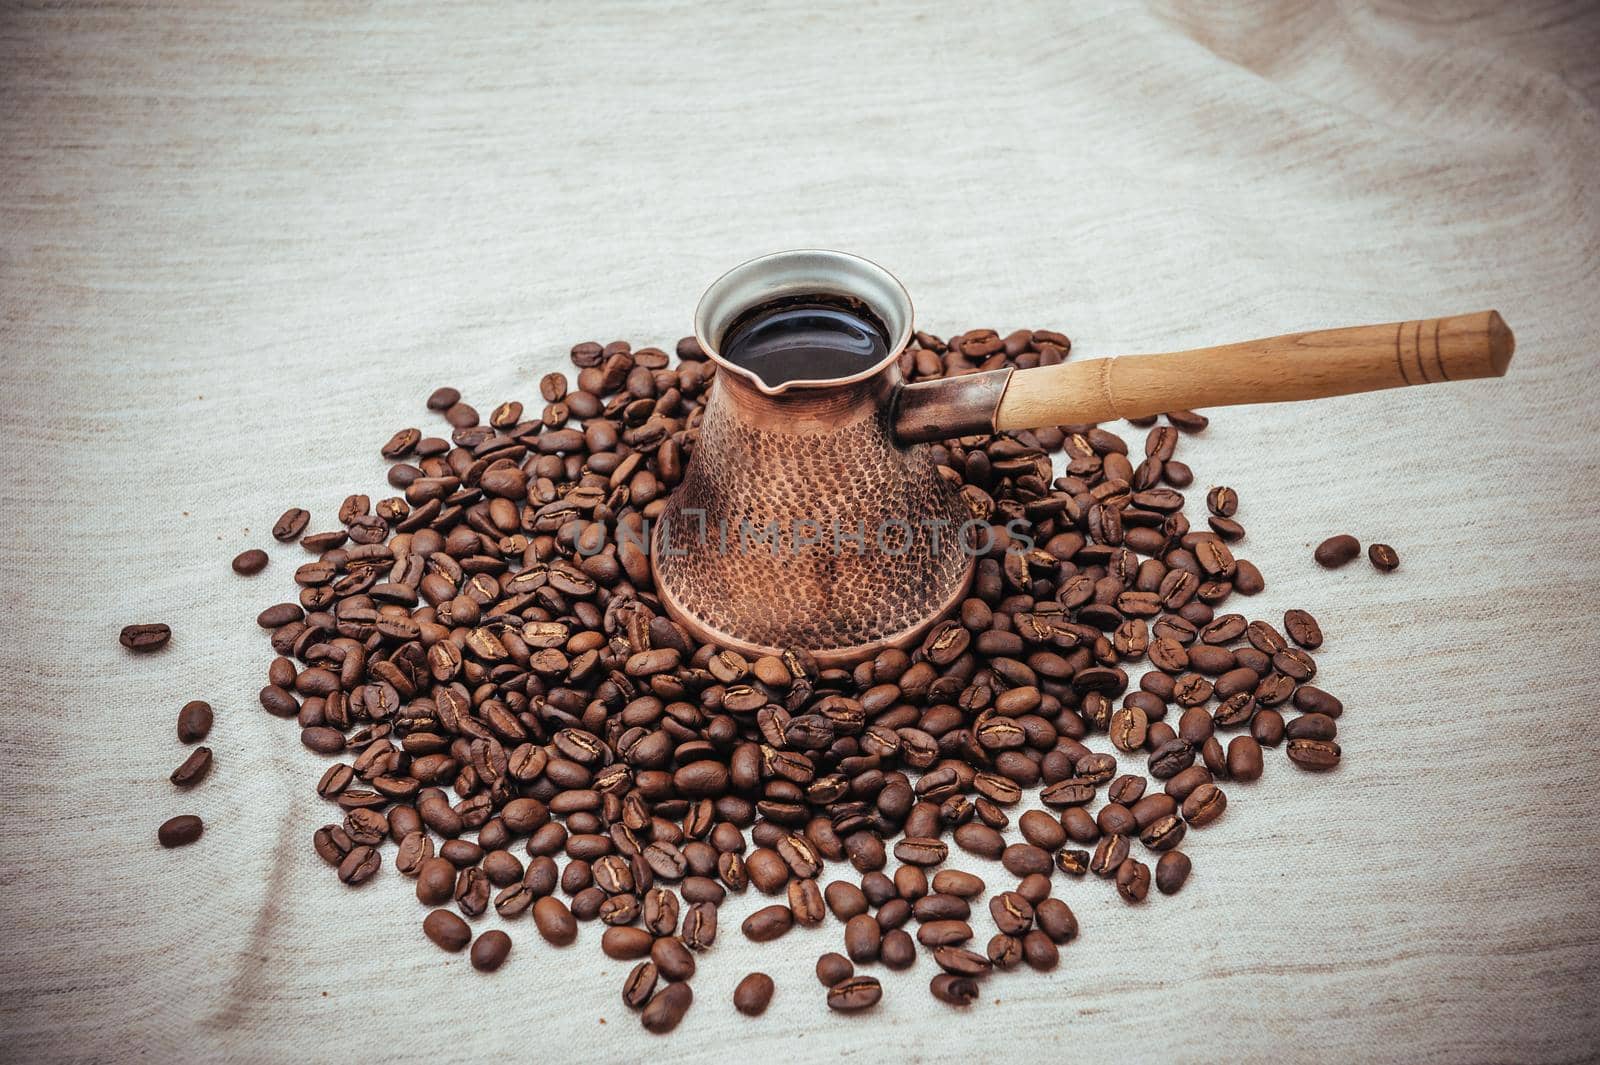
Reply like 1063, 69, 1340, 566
3, 2, 1598, 1062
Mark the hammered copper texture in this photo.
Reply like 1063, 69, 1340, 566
653, 379, 971, 654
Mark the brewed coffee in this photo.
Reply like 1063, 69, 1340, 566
720, 294, 889, 387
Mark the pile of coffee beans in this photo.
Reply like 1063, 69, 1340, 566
243, 326, 1344, 1032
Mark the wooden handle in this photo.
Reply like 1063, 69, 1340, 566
993, 310, 1514, 430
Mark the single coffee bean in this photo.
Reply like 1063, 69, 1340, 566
932, 869, 986, 898
1155, 851, 1192, 895
169, 746, 213, 788
1283, 608, 1323, 649
1369, 543, 1400, 571
272, 507, 310, 542
1226, 736, 1264, 781
176, 700, 213, 743
1206, 485, 1238, 517
1115, 858, 1151, 902
232, 548, 269, 575
881, 928, 917, 970
157, 814, 203, 848
1022, 929, 1060, 971
826, 975, 882, 1013
641, 981, 693, 1034
1314, 534, 1360, 568
1182, 782, 1228, 826
623, 961, 658, 1010
844, 913, 883, 962
816, 951, 855, 986
1056, 848, 1090, 876
533, 896, 577, 946
933, 945, 992, 977
601, 926, 653, 961
120, 623, 171, 652
742, 904, 794, 942
733, 972, 774, 1017
422, 909, 471, 953
1034, 898, 1078, 943
930, 973, 979, 1006
651, 936, 696, 982
337, 845, 380, 884
1287, 738, 1342, 771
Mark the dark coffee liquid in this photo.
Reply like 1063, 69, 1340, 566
720, 294, 890, 387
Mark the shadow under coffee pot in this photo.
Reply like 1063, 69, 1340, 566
651, 249, 1514, 665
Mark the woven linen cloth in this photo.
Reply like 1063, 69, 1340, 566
2, 2, 1597, 1062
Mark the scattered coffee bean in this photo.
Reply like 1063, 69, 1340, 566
157, 814, 203, 848
1155, 851, 1192, 895
826, 976, 882, 1013
1313, 534, 1360, 568
816, 952, 854, 986
120, 623, 171, 652
231, 548, 269, 575
1369, 543, 1399, 571
176, 700, 213, 743
642, 982, 693, 1033
1287, 738, 1342, 771
1283, 609, 1323, 649
732, 972, 774, 1018
272, 507, 310, 542
467, 927, 508, 972
930, 973, 979, 1006
169, 746, 212, 788
422, 909, 471, 953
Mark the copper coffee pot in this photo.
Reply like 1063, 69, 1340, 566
652, 249, 1514, 665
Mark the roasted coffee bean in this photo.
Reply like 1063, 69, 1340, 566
169, 746, 213, 788
467, 929, 510, 972
742, 904, 794, 942
816, 952, 855, 986
641, 982, 693, 1034
844, 913, 883, 961
930, 973, 979, 1006
683, 901, 718, 950
1019, 810, 1067, 851
272, 507, 310, 542
1369, 543, 1400, 571
1090, 835, 1129, 877
1181, 782, 1228, 826
338, 845, 381, 884
1287, 738, 1342, 770
1313, 534, 1360, 568
827, 976, 882, 1013
1226, 736, 1264, 781
1155, 851, 1192, 895
120, 623, 171, 652
423, 909, 472, 953
1206, 485, 1238, 517
1115, 858, 1151, 902
601, 926, 653, 961
1034, 898, 1078, 943
232, 548, 269, 575
1056, 848, 1090, 876
933, 945, 992, 978
881, 927, 917, 969
624, 961, 659, 1010
734, 972, 774, 1016
651, 936, 696, 982
893, 837, 948, 866
176, 700, 214, 743
1140, 814, 1187, 852
533, 896, 577, 946
158, 814, 203, 848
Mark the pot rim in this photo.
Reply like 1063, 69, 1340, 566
693, 249, 915, 397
